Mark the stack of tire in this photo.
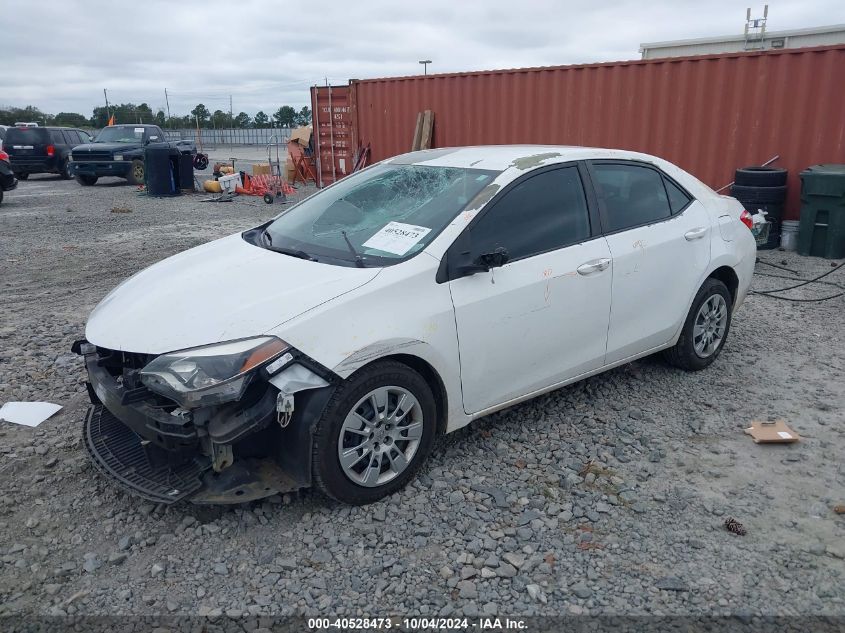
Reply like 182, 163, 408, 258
730, 166, 788, 249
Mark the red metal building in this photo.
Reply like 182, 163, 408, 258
313, 45, 845, 219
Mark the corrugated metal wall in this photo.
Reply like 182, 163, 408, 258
163, 128, 290, 146
347, 45, 845, 220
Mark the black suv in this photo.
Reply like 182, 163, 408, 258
5, 126, 93, 180
70, 124, 167, 186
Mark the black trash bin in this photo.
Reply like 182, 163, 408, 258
177, 151, 195, 192
144, 143, 180, 197
798, 164, 845, 259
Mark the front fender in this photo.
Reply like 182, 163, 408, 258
333, 337, 435, 377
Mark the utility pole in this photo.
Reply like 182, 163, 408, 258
164, 88, 172, 127
229, 94, 233, 128
103, 88, 111, 123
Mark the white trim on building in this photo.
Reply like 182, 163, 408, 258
640, 24, 845, 59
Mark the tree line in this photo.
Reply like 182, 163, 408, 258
0, 103, 312, 129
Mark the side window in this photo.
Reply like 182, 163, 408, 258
470, 166, 591, 261
62, 131, 78, 145
664, 176, 692, 214
49, 130, 65, 145
592, 164, 672, 232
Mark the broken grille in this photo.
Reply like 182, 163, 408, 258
84, 405, 208, 504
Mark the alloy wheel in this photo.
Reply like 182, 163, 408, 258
693, 294, 727, 358
337, 386, 423, 487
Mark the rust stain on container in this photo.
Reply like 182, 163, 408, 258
340, 45, 845, 220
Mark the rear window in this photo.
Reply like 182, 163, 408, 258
5, 128, 49, 144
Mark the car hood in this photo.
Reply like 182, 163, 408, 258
73, 142, 142, 153
85, 233, 381, 354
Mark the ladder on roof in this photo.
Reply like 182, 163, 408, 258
744, 5, 768, 51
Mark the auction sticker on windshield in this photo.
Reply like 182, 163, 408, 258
363, 222, 432, 256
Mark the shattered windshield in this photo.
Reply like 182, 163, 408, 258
260, 163, 500, 267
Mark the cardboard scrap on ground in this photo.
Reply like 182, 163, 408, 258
0, 401, 62, 428
744, 419, 800, 443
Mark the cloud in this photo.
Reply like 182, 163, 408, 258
4, 0, 842, 117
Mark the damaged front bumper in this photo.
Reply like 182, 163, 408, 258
74, 340, 336, 504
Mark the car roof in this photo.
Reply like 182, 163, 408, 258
390, 145, 663, 171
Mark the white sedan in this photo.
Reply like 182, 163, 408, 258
77, 146, 756, 505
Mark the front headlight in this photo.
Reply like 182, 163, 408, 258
140, 336, 289, 408
67, 154, 74, 162
113, 154, 124, 161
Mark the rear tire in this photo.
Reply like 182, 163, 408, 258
127, 159, 144, 185
75, 174, 98, 186
17, 172, 29, 180
0, 189, 3, 205
664, 278, 732, 371
312, 360, 437, 505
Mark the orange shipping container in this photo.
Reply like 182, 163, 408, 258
315, 45, 845, 220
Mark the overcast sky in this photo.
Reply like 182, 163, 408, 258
5, 0, 843, 118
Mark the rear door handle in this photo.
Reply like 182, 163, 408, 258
577, 258, 611, 276
684, 226, 708, 241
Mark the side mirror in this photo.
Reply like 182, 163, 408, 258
452, 246, 509, 279
477, 247, 509, 270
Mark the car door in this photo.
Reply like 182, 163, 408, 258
588, 161, 712, 364
444, 163, 613, 414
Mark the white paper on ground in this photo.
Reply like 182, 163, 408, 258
0, 402, 62, 427
777, 431, 793, 439
363, 222, 432, 256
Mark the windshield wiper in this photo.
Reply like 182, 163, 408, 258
341, 231, 366, 268
261, 229, 317, 261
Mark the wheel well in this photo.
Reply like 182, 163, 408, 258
379, 354, 448, 436
708, 266, 739, 304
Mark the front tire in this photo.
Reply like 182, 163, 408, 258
664, 278, 732, 371
312, 360, 437, 505
127, 159, 144, 185
75, 174, 98, 186
59, 160, 73, 179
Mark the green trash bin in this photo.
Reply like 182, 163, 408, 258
798, 164, 845, 259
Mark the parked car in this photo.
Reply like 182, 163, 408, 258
4, 126, 92, 180
0, 125, 9, 151
75, 146, 757, 506
0, 147, 18, 205
69, 124, 166, 186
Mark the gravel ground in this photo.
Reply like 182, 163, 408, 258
0, 174, 843, 620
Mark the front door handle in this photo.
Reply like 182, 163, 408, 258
577, 258, 611, 276
684, 226, 708, 241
